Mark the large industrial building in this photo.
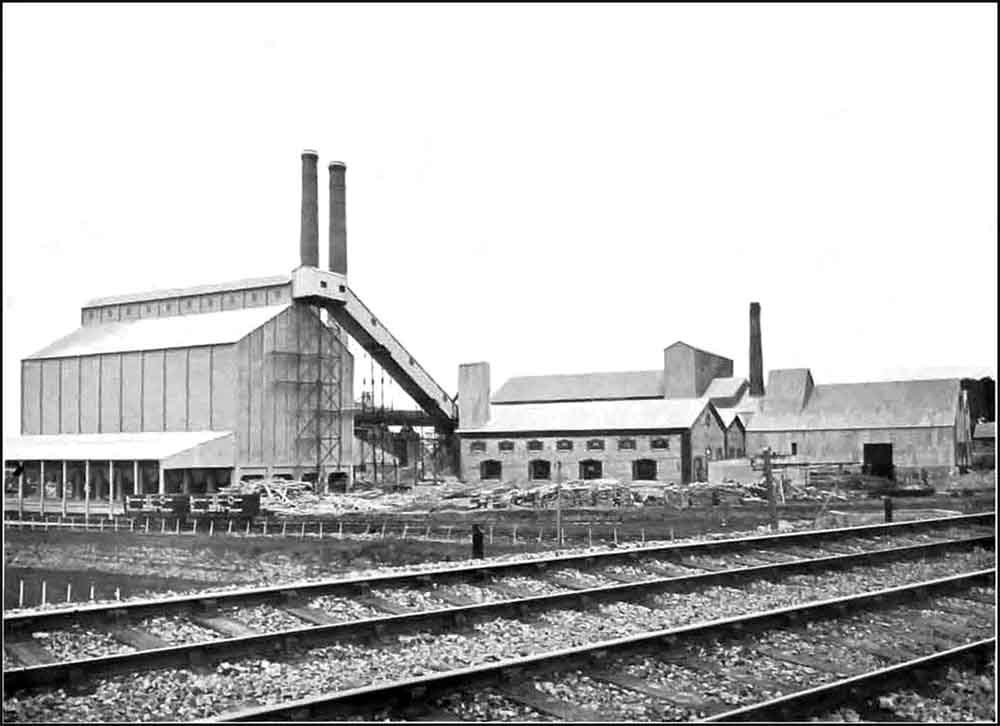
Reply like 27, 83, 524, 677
456, 303, 974, 485
6, 152, 458, 508
4, 152, 978, 507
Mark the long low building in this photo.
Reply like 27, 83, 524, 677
744, 371, 972, 480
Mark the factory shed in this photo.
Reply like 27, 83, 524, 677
10, 290, 354, 510
745, 374, 971, 478
458, 397, 726, 485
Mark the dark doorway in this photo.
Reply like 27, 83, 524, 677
632, 459, 657, 480
529, 460, 551, 480
693, 456, 704, 482
579, 459, 603, 480
863, 443, 894, 479
480, 460, 502, 480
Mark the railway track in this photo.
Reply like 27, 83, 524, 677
5, 511, 992, 635
206, 571, 994, 722
2, 516, 994, 720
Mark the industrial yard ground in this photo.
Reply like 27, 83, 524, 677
4, 487, 993, 611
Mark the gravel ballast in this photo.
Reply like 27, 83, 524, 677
4, 544, 993, 723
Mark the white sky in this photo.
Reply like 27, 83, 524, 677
3, 3, 997, 434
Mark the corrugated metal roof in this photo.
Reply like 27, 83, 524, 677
974, 422, 995, 439
26, 304, 289, 359
3, 431, 232, 462
704, 377, 748, 401
747, 379, 961, 431
85, 275, 292, 307
492, 370, 664, 404
458, 398, 711, 434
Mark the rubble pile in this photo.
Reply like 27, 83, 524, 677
214, 471, 863, 517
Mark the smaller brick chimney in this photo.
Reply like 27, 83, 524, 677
328, 161, 347, 276
458, 362, 491, 430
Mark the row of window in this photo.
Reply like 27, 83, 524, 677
469, 437, 672, 454
479, 458, 660, 481
86, 288, 284, 321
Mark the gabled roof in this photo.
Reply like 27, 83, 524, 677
85, 275, 292, 307
458, 398, 712, 434
704, 377, 748, 401
492, 370, 664, 404
26, 305, 290, 360
747, 378, 961, 431
716, 407, 745, 429
974, 422, 995, 439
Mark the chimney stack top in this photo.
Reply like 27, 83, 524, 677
328, 161, 346, 168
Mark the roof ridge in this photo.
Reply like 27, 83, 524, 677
85, 274, 292, 307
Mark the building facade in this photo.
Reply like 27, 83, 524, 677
9, 276, 355, 505
456, 341, 733, 486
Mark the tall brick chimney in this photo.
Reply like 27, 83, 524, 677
299, 150, 319, 267
749, 302, 764, 397
328, 161, 347, 276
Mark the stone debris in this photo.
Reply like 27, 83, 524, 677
31, 626, 135, 662
135, 616, 220, 645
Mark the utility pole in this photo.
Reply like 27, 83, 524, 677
555, 460, 563, 547
764, 447, 777, 531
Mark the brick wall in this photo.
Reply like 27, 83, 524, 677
460, 432, 685, 486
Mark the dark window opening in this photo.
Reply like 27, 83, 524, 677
579, 459, 603, 480
339, 285, 346, 292
651, 437, 670, 450
586, 438, 605, 451
529, 460, 551, 480
633, 459, 657, 480
618, 438, 636, 450
556, 439, 573, 451
527, 440, 543, 451
319, 281, 327, 289
187, 300, 193, 308
715, 447, 723, 460
791, 442, 798, 455
480, 460, 502, 480
499, 440, 515, 453
863, 443, 894, 480
470, 441, 486, 453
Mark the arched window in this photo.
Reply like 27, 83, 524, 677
499, 440, 515, 453
556, 439, 574, 451
527, 440, 544, 451
632, 459, 657, 480
586, 439, 605, 451
480, 460, 502, 480
529, 460, 551, 480
579, 459, 603, 480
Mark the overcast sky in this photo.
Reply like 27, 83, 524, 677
3, 3, 997, 435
